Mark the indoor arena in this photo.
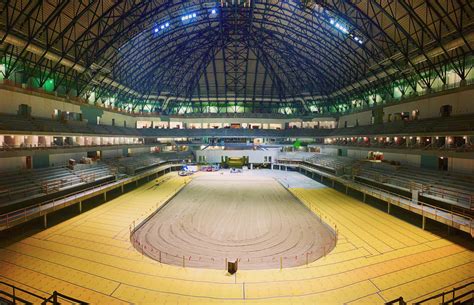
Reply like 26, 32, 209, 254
0, 1, 473, 305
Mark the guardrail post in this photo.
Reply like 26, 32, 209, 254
387, 201, 391, 214
363, 193, 366, 203
78, 201, 82, 213
43, 214, 47, 229
103, 192, 107, 202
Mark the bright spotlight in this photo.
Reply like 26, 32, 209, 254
211, 9, 216, 14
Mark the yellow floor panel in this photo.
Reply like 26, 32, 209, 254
0, 174, 472, 304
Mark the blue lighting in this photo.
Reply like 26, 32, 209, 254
154, 21, 170, 34
211, 9, 216, 14
182, 13, 197, 21
334, 22, 349, 34
329, 17, 364, 45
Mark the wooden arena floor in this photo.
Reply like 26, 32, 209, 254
0, 172, 472, 304
133, 174, 335, 269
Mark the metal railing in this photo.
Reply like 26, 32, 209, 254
284, 161, 473, 233
356, 170, 473, 207
348, 179, 472, 224
0, 142, 145, 152
0, 281, 88, 304
385, 297, 406, 305
413, 281, 473, 305
128, 177, 339, 269
385, 282, 473, 305
0, 161, 182, 230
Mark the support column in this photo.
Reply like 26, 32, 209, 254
345, 185, 348, 194
271, 164, 274, 170
78, 201, 82, 213
422, 215, 426, 230
387, 202, 391, 214
121, 184, 124, 193
104, 192, 107, 202
43, 214, 47, 228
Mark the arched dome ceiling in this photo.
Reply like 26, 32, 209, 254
1, 0, 473, 114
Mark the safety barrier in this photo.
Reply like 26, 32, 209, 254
0, 161, 183, 230
128, 176, 339, 269
277, 161, 473, 236
413, 281, 473, 305
385, 281, 473, 305
0, 281, 88, 304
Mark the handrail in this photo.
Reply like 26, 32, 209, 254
413, 281, 473, 305
0, 280, 48, 302
384, 296, 406, 305
0, 281, 89, 305
356, 171, 473, 202
352, 180, 472, 221
42, 291, 89, 305
0, 142, 146, 152
0, 161, 183, 229
295, 161, 472, 223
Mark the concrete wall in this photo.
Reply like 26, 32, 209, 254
101, 149, 123, 159
49, 152, 87, 167
450, 158, 474, 174
320, 146, 338, 156
0, 88, 80, 119
338, 87, 474, 128
33, 153, 50, 169
384, 88, 474, 121
0, 156, 26, 171
337, 111, 372, 128
130, 147, 151, 155
0, 88, 336, 128
384, 152, 421, 167
0, 87, 143, 127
